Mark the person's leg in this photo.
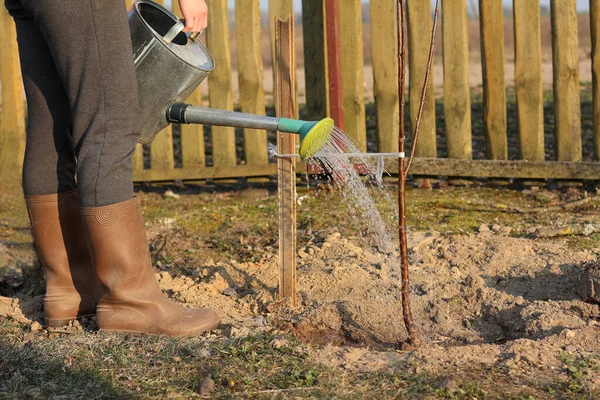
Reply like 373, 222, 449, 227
6, 0, 103, 326
20, 0, 141, 207
6, 0, 76, 195
17, 0, 220, 336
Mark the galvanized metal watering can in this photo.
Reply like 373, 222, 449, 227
129, 0, 213, 143
129, 0, 333, 158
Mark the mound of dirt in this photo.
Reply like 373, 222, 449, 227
148, 227, 600, 376
3, 225, 599, 380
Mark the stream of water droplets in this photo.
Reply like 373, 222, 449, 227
306, 127, 399, 255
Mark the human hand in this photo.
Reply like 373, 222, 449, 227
178, 0, 208, 32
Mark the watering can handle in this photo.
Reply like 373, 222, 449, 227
188, 31, 203, 42
163, 19, 203, 44
178, 19, 204, 42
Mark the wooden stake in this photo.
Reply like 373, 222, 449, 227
275, 17, 297, 306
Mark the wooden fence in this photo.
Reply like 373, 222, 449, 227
2, 0, 600, 185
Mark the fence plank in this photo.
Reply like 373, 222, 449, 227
235, 0, 268, 166
442, 0, 471, 159
302, 0, 329, 121
0, 8, 26, 191
406, 0, 436, 157
132, 144, 144, 175
149, 0, 175, 171
591, 0, 600, 159
479, 0, 507, 160
513, 0, 544, 161
206, 0, 236, 167
339, 0, 367, 151
406, 158, 600, 180
134, 164, 277, 182
550, 0, 582, 162
370, 0, 399, 154
172, 0, 205, 167
275, 17, 297, 306
133, 159, 600, 182
150, 131, 175, 170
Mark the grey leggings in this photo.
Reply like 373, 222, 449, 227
5, 0, 141, 207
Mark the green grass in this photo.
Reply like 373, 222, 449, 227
545, 353, 600, 399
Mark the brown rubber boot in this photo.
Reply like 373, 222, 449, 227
25, 190, 104, 327
80, 197, 220, 337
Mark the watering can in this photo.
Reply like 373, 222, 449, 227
128, 0, 333, 158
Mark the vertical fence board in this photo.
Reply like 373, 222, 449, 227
370, 0, 399, 154
406, 0, 436, 157
149, 0, 175, 171
339, 0, 367, 151
235, 0, 268, 166
442, 0, 472, 159
513, 0, 544, 161
0, 8, 26, 191
302, 0, 329, 121
132, 144, 144, 175
206, 0, 236, 167
275, 17, 297, 306
592, 0, 600, 159
479, 0, 507, 160
172, 0, 205, 167
551, 0, 582, 162
325, 0, 344, 130
150, 128, 174, 170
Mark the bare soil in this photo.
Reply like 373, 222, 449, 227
2, 184, 600, 397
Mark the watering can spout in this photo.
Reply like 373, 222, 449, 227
167, 102, 334, 158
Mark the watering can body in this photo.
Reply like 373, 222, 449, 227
128, 0, 214, 144
127, 0, 332, 158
